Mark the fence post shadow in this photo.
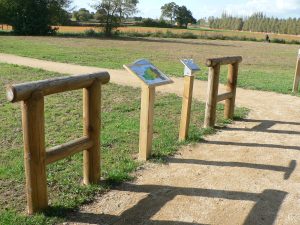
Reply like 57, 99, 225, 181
66, 183, 287, 225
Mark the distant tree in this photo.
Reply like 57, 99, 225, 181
133, 16, 143, 21
198, 18, 208, 27
0, 0, 10, 27
49, 0, 73, 25
161, 2, 178, 24
175, 6, 196, 28
73, 8, 93, 22
94, 0, 139, 36
0, 0, 72, 35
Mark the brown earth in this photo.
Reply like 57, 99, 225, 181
0, 53, 300, 225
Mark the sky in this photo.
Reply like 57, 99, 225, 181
72, 0, 300, 19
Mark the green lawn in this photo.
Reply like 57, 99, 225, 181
0, 36, 298, 95
0, 63, 248, 224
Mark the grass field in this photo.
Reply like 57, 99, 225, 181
2, 25, 300, 42
0, 35, 298, 94
49, 26, 300, 42
117, 26, 300, 42
0, 63, 248, 224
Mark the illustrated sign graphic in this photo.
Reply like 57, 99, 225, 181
124, 59, 173, 86
181, 59, 201, 76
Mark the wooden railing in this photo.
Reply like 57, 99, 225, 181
204, 56, 242, 128
293, 51, 300, 93
7, 72, 110, 214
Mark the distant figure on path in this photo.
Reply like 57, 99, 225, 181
265, 34, 271, 43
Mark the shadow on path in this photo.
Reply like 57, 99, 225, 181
222, 119, 300, 135
168, 158, 296, 180
68, 183, 287, 225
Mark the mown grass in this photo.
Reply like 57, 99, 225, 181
0, 36, 298, 95
0, 63, 248, 224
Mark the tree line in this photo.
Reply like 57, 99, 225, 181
209, 12, 300, 35
4, 0, 299, 37
72, 2, 197, 29
0, 0, 140, 36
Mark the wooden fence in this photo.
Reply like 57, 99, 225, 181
204, 56, 242, 128
6, 72, 110, 214
293, 51, 300, 93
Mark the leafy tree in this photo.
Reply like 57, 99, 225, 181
175, 6, 196, 28
49, 0, 73, 25
94, 0, 139, 36
73, 8, 93, 22
161, 2, 178, 24
0, 0, 72, 35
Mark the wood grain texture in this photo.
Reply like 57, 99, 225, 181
46, 137, 93, 165
179, 76, 194, 141
7, 72, 109, 103
293, 58, 300, 92
206, 56, 242, 67
21, 92, 48, 214
204, 64, 220, 128
225, 63, 239, 119
217, 92, 233, 102
139, 84, 155, 161
83, 80, 102, 185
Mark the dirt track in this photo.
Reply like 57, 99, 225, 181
1, 53, 300, 225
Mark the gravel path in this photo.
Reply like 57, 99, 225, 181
1, 53, 300, 225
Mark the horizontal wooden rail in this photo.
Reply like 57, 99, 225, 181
7, 72, 110, 103
217, 92, 233, 102
46, 137, 93, 165
8, 72, 110, 214
206, 56, 242, 67
204, 56, 242, 127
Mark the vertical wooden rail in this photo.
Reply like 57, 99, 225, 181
139, 84, 155, 161
179, 76, 194, 141
224, 62, 239, 119
293, 56, 300, 93
204, 64, 220, 128
83, 80, 101, 185
22, 92, 48, 214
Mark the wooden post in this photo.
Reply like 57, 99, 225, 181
204, 64, 220, 128
293, 57, 300, 93
21, 92, 48, 214
139, 84, 155, 161
179, 75, 194, 141
224, 62, 239, 119
7, 72, 110, 214
83, 80, 101, 185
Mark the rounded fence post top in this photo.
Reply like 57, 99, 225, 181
6, 86, 15, 102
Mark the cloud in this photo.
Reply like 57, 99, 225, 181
224, 0, 300, 17
276, 0, 300, 10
